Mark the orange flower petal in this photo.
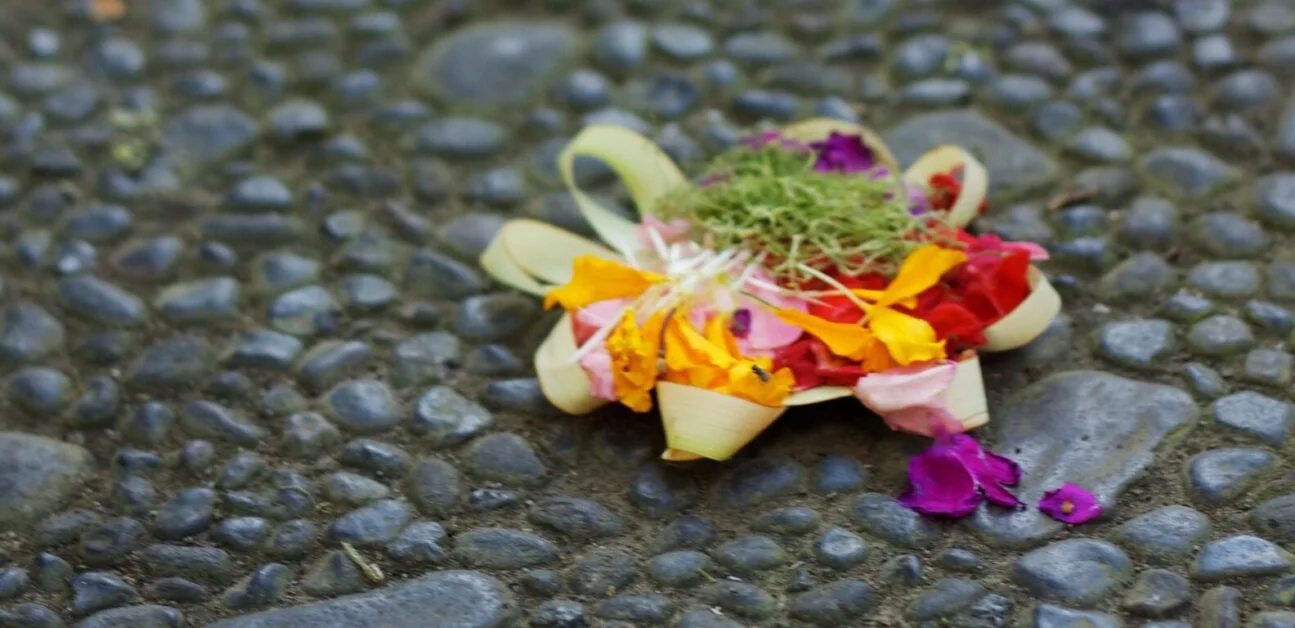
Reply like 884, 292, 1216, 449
543, 256, 665, 311
773, 309, 876, 362
606, 309, 666, 412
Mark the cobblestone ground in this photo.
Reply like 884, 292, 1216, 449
3, 0, 1295, 625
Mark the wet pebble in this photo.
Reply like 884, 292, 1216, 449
327, 499, 411, 547
1193, 535, 1294, 580
452, 528, 557, 570
1113, 505, 1211, 564
711, 535, 786, 575
1189, 448, 1276, 505
1012, 539, 1132, 605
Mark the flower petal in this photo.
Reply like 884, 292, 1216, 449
866, 306, 947, 366
1039, 483, 1103, 525
899, 445, 983, 517
773, 309, 876, 362
853, 361, 956, 412
866, 244, 968, 308
578, 348, 617, 401
544, 256, 665, 311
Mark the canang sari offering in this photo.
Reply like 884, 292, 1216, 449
479, 119, 1061, 464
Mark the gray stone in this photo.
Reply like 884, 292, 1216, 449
788, 580, 877, 624
1140, 147, 1241, 200
851, 493, 941, 549
1113, 505, 1211, 564
567, 548, 635, 598
323, 379, 399, 434
1187, 315, 1254, 356
1251, 495, 1295, 542
301, 551, 366, 597
58, 276, 146, 326
711, 535, 787, 575
209, 570, 516, 627
413, 22, 578, 109
1193, 535, 1294, 580
452, 528, 557, 570
970, 372, 1197, 547
155, 277, 240, 323
1188, 448, 1275, 505
1189, 262, 1261, 299
885, 110, 1057, 194
1032, 604, 1120, 628
1093, 319, 1177, 370
327, 499, 412, 547
814, 527, 868, 570
411, 386, 491, 447
0, 433, 93, 531
648, 550, 709, 587
1122, 568, 1190, 617
386, 521, 447, 563
529, 496, 624, 541
76, 604, 183, 627
0, 303, 64, 364
161, 105, 259, 173
1212, 391, 1292, 445
1012, 539, 1132, 606
712, 458, 805, 509
908, 579, 985, 620
467, 433, 548, 487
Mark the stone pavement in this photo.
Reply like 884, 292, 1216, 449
0, 0, 1294, 625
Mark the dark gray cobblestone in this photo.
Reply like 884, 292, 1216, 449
0, 0, 1288, 624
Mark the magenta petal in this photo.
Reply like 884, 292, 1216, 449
948, 434, 1022, 487
810, 133, 878, 174
1039, 483, 1103, 525
899, 446, 983, 517
981, 482, 1024, 509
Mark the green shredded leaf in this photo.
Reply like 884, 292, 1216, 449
654, 142, 957, 283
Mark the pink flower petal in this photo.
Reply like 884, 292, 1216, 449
899, 445, 983, 517
854, 361, 957, 413
637, 216, 692, 250
576, 299, 630, 331
578, 348, 617, 401
1039, 483, 1102, 525
739, 269, 807, 351
878, 406, 967, 438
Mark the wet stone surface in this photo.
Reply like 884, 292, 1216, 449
0, 0, 1289, 624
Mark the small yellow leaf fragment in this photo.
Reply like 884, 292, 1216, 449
341, 542, 384, 584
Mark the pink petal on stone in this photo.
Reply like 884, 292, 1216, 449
899, 444, 983, 517
578, 348, 617, 401
1039, 483, 1103, 525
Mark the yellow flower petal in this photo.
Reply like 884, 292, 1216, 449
773, 309, 876, 362
704, 314, 742, 356
665, 315, 733, 373
606, 309, 666, 412
543, 256, 665, 311
866, 306, 947, 365
853, 244, 966, 308
722, 359, 795, 407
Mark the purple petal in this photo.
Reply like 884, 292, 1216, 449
809, 133, 878, 174
899, 445, 983, 517
948, 434, 1022, 487
729, 309, 752, 338
1038, 483, 1103, 525
981, 482, 1025, 509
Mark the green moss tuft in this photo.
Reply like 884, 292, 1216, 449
654, 142, 956, 283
